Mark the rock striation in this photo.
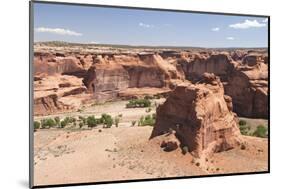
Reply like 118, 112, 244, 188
33, 43, 268, 118
150, 73, 242, 158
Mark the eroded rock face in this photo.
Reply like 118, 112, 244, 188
178, 52, 268, 118
225, 54, 268, 118
33, 44, 268, 118
182, 53, 235, 80
82, 53, 185, 100
34, 94, 67, 115
150, 73, 242, 158
33, 75, 91, 116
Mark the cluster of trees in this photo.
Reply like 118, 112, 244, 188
126, 98, 151, 108
238, 119, 268, 138
33, 114, 122, 132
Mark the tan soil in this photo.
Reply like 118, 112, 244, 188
33, 100, 268, 186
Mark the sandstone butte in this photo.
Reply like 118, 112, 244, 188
150, 73, 243, 159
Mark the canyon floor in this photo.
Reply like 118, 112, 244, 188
33, 99, 268, 186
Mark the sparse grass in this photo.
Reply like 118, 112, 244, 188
138, 114, 155, 126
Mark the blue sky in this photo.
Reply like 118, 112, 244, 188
34, 3, 268, 48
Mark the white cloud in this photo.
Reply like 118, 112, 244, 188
139, 22, 154, 28
262, 18, 268, 23
226, 37, 235, 40
90, 41, 99, 44
229, 19, 266, 29
211, 27, 220, 31
35, 27, 82, 36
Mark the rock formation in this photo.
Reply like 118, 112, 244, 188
33, 75, 91, 116
178, 52, 268, 118
33, 43, 268, 118
224, 53, 268, 118
150, 73, 242, 158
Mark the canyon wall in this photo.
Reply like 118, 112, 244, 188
33, 45, 268, 118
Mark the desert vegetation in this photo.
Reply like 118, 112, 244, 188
34, 113, 119, 131
238, 119, 268, 138
138, 114, 156, 126
126, 98, 151, 108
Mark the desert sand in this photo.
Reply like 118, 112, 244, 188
34, 99, 268, 186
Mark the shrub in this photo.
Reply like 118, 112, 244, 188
239, 120, 247, 126
41, 118, 56, 128
54, 116, 60, 126
155, 94, 161, 99
138, 114, 155, 126
79, 122, 83, 128
64, 117, 76, 124
253, 125, 267, 138
60, 120, 67, 128
101, 114, 113, 128
126, 99, 151, 108
131, 120, 136, 127
114, 116, 120, 127
239, 124, 250, 135
79, 116, 86, 124
34, 121, 40, 130
144, 95, 153, 100
182, 146, 189, 155
146, 107, 152, 113
87, 116, 97, 128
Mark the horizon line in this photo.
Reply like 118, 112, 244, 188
34, 41, 268, 49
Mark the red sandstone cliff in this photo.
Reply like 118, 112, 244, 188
150, 73, 243, 158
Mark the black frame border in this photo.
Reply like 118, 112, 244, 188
29, 1, 270, 188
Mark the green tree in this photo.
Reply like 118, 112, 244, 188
34, 121, 40, 131
60, 120, 67, 128
239, 120, 247, 126
253, 125, 267, 138
87, 116, 97, 128
101, 114, 113, 128
41, 118, 56, 128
